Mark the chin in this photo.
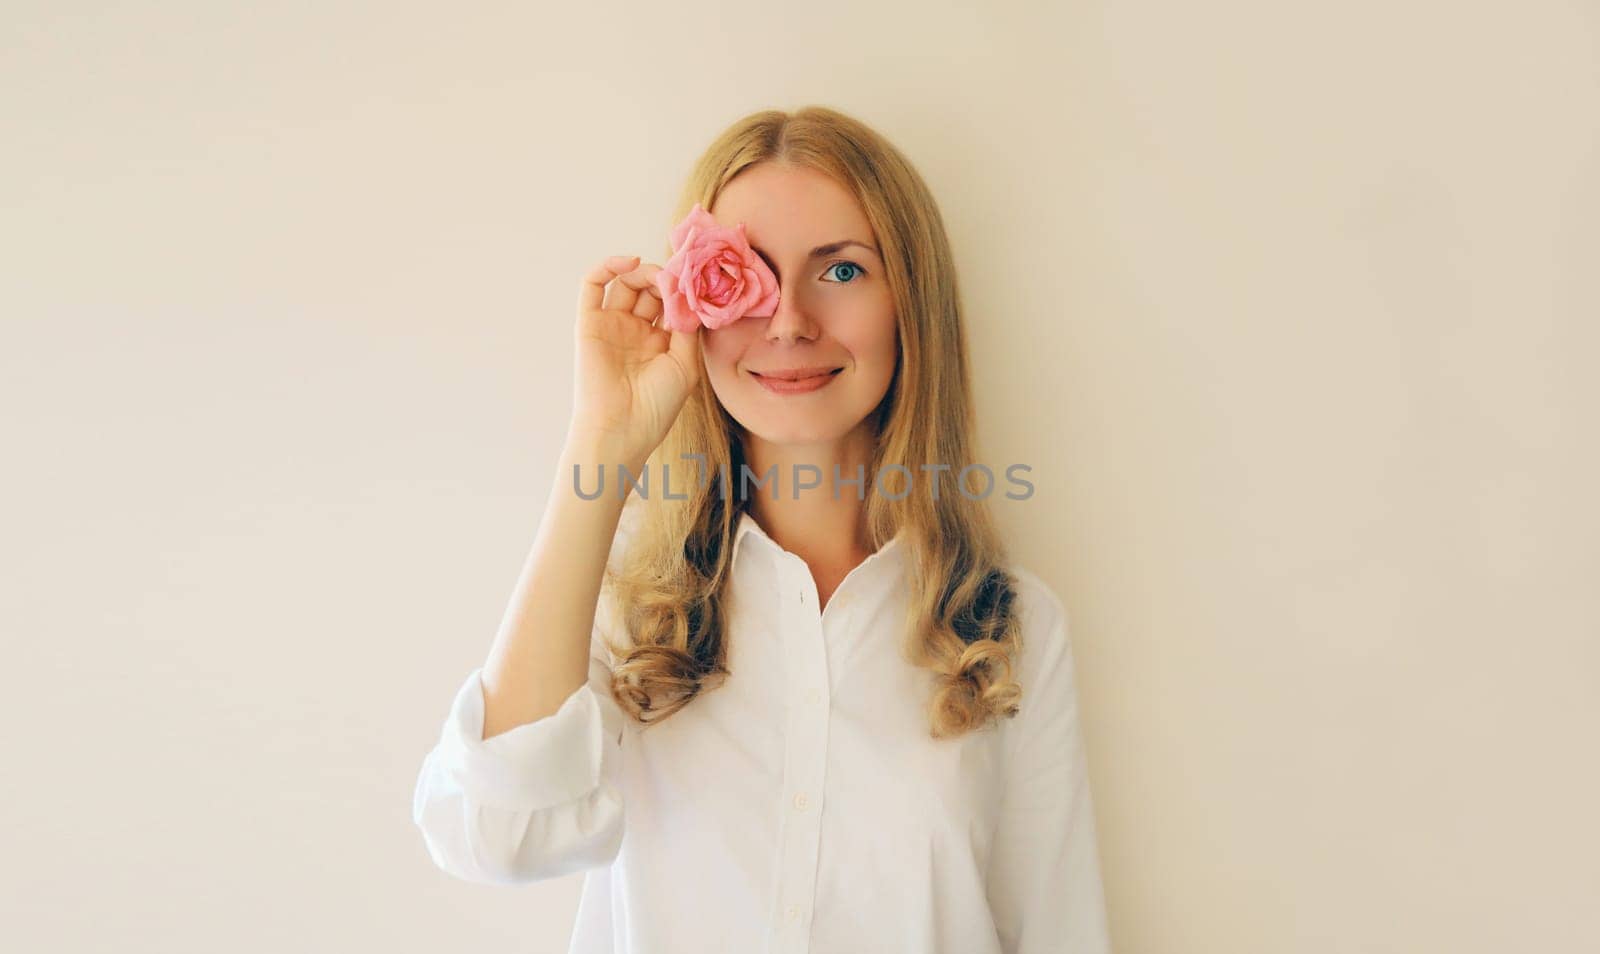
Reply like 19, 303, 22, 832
738, 410, 859, 447
749, 422, 842, 446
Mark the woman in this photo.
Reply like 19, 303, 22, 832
412, 105, 1112, 953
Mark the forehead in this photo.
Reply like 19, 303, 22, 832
709, 163, 874, 251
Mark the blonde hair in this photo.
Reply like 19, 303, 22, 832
602, 104, 1024, 740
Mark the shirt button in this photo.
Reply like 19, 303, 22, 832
786, 905, 801, 921
805, 688, 821, 704
793, 792, 809, 811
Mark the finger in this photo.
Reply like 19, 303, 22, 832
631, 265, 665, 322
602, 261, 662, 315
634, 293, 663, 323
579, 255, 640, 313
666, 316, 701, 383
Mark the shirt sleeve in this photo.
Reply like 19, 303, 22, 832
411, 506, 640, 886
986, 574, 1113, 953
410, 641, 626, 885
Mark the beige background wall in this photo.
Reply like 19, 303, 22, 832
3, 2, 1595, 951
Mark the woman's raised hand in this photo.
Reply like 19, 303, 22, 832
568, 254, 702, 466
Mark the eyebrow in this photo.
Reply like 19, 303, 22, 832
749, 239, 882, 265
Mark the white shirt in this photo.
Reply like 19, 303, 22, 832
412, 500, 1111, 953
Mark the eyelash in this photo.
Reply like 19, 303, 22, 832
821, 260, 867, 284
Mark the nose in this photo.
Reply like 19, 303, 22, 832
762, 279, 819, 344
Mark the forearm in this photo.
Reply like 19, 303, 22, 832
479, 432, 640, 740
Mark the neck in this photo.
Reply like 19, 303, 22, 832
740, 426, 876, 569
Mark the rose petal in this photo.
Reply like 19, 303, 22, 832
657, 201, 790, 331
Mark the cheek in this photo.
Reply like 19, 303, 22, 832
701, 326, 746, 370
701, 325, 766, 392
836, 315, 898, 368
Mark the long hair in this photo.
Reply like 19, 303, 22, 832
602, 104, 1023, 740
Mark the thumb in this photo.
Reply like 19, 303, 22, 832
666, 324, 702, 388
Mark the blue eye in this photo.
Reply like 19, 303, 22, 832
823, 261, 865, 284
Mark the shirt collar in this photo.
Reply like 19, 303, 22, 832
732, 508, 907, 570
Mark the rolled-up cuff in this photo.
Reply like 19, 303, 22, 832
435, 667, 603, 812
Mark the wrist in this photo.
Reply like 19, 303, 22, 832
562, 427, 644, 471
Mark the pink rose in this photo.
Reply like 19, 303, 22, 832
653, 202, 781, 334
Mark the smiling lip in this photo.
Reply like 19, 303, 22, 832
751, 366, 843, 394
752, 366, 844, 380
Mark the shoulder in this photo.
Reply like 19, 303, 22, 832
1004, 564, 1071, 653
1000, 564, 1079, 708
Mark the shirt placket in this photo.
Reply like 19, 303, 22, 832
768, 554, 830, 954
